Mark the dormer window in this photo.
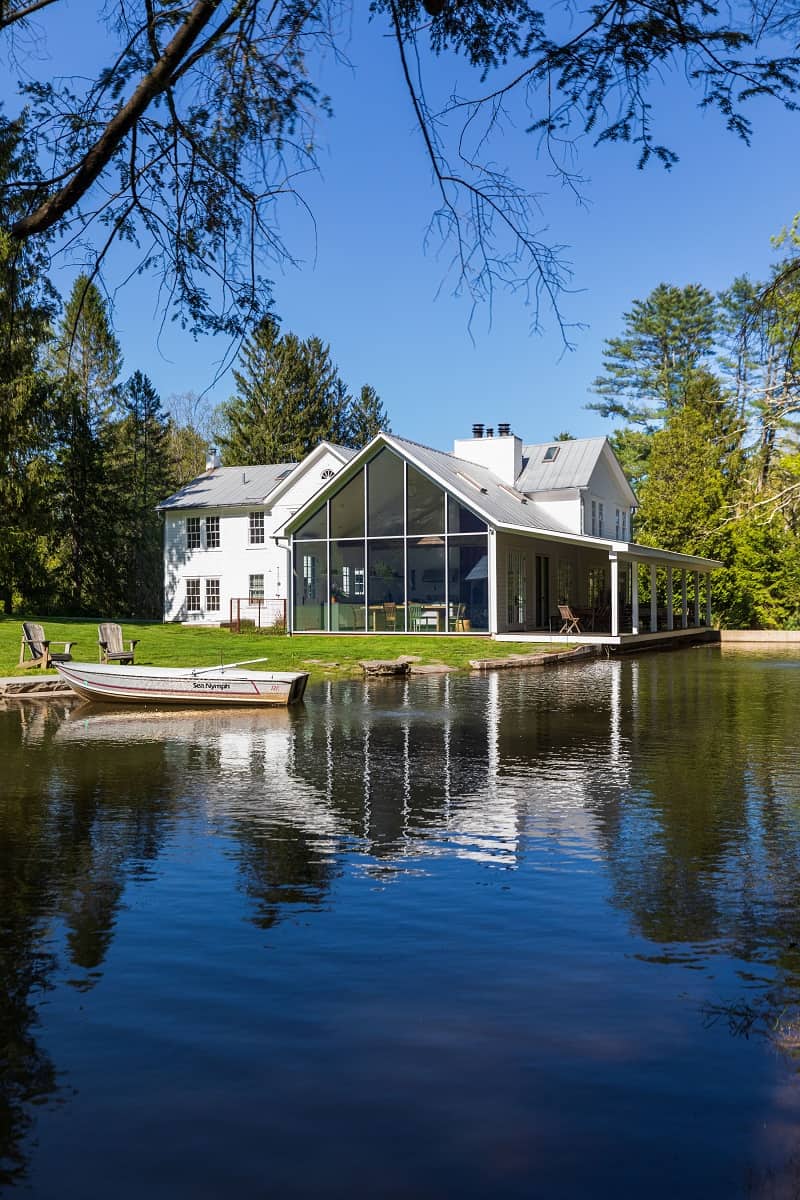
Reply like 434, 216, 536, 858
542, 445, 560, 462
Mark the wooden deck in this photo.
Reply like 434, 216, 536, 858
495, 627, 720, 651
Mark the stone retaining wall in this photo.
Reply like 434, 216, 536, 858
719, 630, 800, 643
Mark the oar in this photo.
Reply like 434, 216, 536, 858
190, 658, 270, 676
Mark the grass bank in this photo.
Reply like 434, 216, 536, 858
2, 617, 565, 678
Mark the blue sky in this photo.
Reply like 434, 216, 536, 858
3, 5, 799, 452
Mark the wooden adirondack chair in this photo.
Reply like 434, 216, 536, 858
19, 622, 76, 669
98, 622, 139, 665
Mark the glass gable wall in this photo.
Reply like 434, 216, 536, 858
292, 449, 488, 633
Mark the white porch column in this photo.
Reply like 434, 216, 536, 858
706, 573, 712, 627
681, 570, 688, 628
488, 528, 499, 634
631, 561, 639, 635
610, 554, 619, 637
650, 563, 658, 633
666, 566, 674, 630
694, 571, 700, 626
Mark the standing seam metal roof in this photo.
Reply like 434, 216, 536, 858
157, 463, 297, 510
514, 438, 608, 493
386, 435, 573, 534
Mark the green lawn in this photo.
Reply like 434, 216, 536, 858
3, 617, 564, 678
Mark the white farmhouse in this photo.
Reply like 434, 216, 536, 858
158, 424, 719, 643
158, 441, 355, 627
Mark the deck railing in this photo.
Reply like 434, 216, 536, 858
228, 597, 286, 633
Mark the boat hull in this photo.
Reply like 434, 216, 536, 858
54, 662, 309, 707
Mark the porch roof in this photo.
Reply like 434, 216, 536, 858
494, 520, 721, 571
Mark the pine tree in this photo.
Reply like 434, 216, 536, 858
49, 275, 122, 612
111, 371, 174, 617
218, 318, 356, 464
0, 114, 57, 614
346, 385, 390, 448
589, 283, 718, 431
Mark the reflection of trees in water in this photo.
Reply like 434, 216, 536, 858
594, 654, 800, 962
4, 655, 800, 1180
0, 703, 181, 1183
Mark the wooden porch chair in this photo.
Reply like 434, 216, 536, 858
98, 622, 139, 665
19, 622, 76, 670
383, 601, 398, 631
558, 605, 583, 634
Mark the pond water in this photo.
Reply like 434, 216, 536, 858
2, 646, 800, 1198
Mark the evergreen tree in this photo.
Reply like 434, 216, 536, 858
346, 385, 390, 448
217, 318, 366, 464
589, 283, 718, 431
0, 114, 57, 614
49, 275, 122, 612
111, 372, 174, 617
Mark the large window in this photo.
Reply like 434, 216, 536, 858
448, 497, 486, 533
368, 449, 404, 536
331, 471, 364, 538
291, 449, 488, 633
206, 517, 220, 549
557, 561, 574, 605
187, 517, 201, 550
331, 541, 365, 631
407, 465, 444, 534
448, 538, 488, 632
369, 541, 406, 631
588, 567, 606, 607
293, 542, 328, 631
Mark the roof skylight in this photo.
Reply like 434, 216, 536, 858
542, 445, 560, 462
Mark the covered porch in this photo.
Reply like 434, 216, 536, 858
494, 530, 718, 644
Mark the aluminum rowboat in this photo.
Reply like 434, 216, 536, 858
54, 659, 309, 707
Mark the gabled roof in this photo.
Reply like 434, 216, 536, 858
282, 432, 575, 537
156, 441, 358, 512
157, 463, 295, 511
261, 440, 357, 508
515, 437, 605, 492
389, 435, 573, 533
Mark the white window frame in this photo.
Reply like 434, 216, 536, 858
206, 516, 220, 550
249, 573, 265, 602
186, 578, 201, 612
187, 517, 201, 550
598, 503, 604, 537
591, 500, 597, 537
249, 511, 265, 545
205, 578, 220, 612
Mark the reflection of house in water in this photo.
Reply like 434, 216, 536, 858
286, 665, 636, 868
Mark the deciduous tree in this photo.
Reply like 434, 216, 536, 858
2, 2, 800, 335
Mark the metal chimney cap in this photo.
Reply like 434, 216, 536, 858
498, 422, 511, 437
486, 427, 494, 437
472, 423, 484, 438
